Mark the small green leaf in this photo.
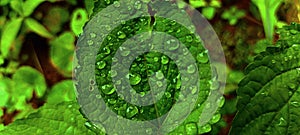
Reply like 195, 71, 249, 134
12, 66, 47, 98
0, 102, 97, 135
0, 0, 10, 6
70, 8, 88, 35
23, 0, 45, 17
47, 80, 76, 104
0, 18, 23, 57
10, 0, 23, 16
25, 18, 54, 38
202, 7, 216, 20
50, 32, 75, 77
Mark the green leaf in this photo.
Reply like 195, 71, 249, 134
252, 0, 283, 41
0, 0, 10, 6
49, 32, 75, 77
47, 80, 76, 104
230, 23, 300, 134
84, 0, 94, 17
0, 102, 97, 135
12, 66, 47, 98
202, 7, 216, 20
0, 18, 23, 57
25, 18, 54, 38
70, 8, 88, 36
10, 0, 23, 16
189, 0, 206, 8
22, 0, 45, 17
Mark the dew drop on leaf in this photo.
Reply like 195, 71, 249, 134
199, 124, 211, 134
126, 106, 138, 118
87, 40, 94, 46
113, 1, 120, 7
101, 84, 115, 95
185, 35, 193, 42
161, 55, 169, 64
90, 33, 96, 38
134, 1, 142, 9
117, 31, 126, 39
103, 46, 111, 54
129, 74, 141, 85
185, 122, 198, 135
96, 61, 106, 69
155, 71, 164, 80
187, 64, 196, 73
291, 101, 300, 107
197, 52, 209, 63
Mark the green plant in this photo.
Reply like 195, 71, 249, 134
230, 23, 300, 134
221, 6, 246, 25
251, 0, 283, 41
189, 0, 221, 20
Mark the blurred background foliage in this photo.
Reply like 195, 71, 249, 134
0, 0, 299, 134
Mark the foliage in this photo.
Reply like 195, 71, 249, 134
230, 23, 300, 134
189, 0, 221, 20
221, 6, 246, 25
251, 0, 283, 41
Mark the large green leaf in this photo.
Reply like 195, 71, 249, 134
0, 102, 97, 135
230, 23, 300, 134
0, 18, 23, 57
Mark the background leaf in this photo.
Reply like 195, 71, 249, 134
25, 18, 54, 39
23, 0, 45, 17
0, 18, 23, 57
46, 80, 76, 104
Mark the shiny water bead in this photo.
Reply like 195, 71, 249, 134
161, 55, 169, 64
90, 33, 96, 38
185, 35, 193, 42
134, 1, 142, 9
87, 40, 94, 46
117, 31, 126, 39
155, 71, 164, 80
129, 74, 142, 85
103, 46, 111, 54
126, 106, 138, 118
187, 64, 196, 73
185, 123, 198, 135
101, 84, 115, 95
96, 61, 106, 69
197, 52, 209, 63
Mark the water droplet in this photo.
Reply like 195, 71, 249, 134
130, 74, 141, 85
89, 85, 94, 91
291, 101, 300, 107
156, 81, 163, 87
189, 86, 197, 94
105, 25, 111, 31
271, 59, 276, 64
126, 106, 138, 118
197, 52, 209, 63
108, 99, 116, 104
101, 84, 115, 95
120, 47, 131, 56
111, 70, 117, 77
68, 104, 73, 108
165, 92, 171, 98
90, 33, 96, 38
103, 46, 111, 54
117, 31, 126, 39
161, 55, 169, 64
105, 0, 111, 4
186, 35, 193, 42
209, 113, 221, 123
96, 94, 101, 99
154, 57, 159, 62
278, 117, 287, 126
155, 71, 164, 80
134, 1, 142, 9
187, 64, 196, 73
146, 128, 153, 134
90, 79, 95, 85
96, 61, 106, 69
87, 40, 94, 46
167, 39, 179, 50
185, 123, 198, 135
199, 124, 211, 134
113, 1, 120, 7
